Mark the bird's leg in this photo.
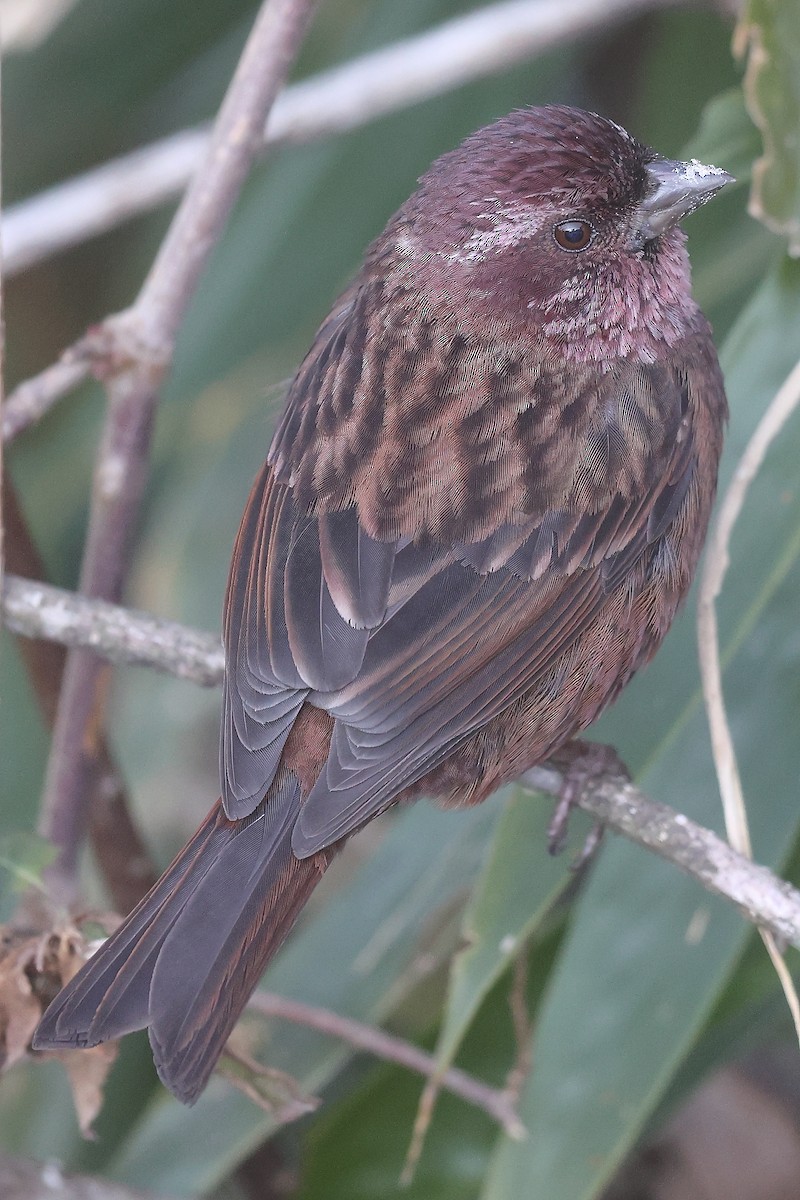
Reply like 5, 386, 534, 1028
538, 740, 630, 865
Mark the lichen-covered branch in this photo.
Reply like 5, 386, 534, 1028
524, 764, 800, 949
2, 575, 223, 686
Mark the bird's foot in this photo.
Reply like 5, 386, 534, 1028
542, 740, 630, 866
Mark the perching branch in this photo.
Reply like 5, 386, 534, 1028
524, 763, 800, 949
4, 572, 800, 949
39, 0, 320, 904
247, 992, 525, 1137
2, 0, 679, 277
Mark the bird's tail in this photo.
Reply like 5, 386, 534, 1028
33, 771, 332, 1103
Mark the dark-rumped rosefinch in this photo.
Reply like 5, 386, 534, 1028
35, 105, 731, 1103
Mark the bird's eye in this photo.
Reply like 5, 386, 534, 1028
553, 219, 594, 251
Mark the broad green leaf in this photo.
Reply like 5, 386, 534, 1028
737, 0, 800, 252
681, 89, 775, 339
686, 88, 760, 183
432, 789, 579, 1080
428, 77, 771, 1122
298, 927, 565, 1200
483, 257, 800, 1200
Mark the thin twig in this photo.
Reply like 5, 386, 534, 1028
505, 947, 533, 1105
2, 0, 678, 277
2, 338, 96, 443
39, 0, 320, 903
2, 574, 224, 685
697, 357, 800, 1036
247, 992, 525, 1136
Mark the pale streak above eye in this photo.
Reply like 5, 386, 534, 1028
443, 202, 547, 264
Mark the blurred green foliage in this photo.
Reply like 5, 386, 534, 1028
738, 0, 800, 252
2, 1, 799, 1197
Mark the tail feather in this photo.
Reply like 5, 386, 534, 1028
49, 810, 222, 1044
33, 772, 331, 1104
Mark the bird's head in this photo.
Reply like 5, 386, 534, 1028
385, 105, 732, 363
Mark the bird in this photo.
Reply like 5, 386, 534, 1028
34, 105, 731, 1104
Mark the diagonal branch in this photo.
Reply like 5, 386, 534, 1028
247, 992, 525, 1136
2, 337, 97, 444
2, 0, 679, 278
39, 0, 320, 904
523, 763, 800, 948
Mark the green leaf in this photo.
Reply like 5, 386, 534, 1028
680, 88, 776, 338
432, 789, 578, 1079
482, 256, 800, 1200
685, 87, 761, 184
297, 924, 566, 1200
737, 0, 800, 252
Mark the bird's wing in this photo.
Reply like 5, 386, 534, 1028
223, 282, 707, 835
220, 287, 398, 818
221, 465, 398, 817
293, 387, 697, 855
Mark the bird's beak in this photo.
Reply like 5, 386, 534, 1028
635, 158, 734, 243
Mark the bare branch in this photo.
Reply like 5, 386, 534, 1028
524, 763, 800, 950
2, 0, 679, 277
130, 0, 319, 358
40, 0, 320, 903
247, 992, 525, 1137
2, 339, 97, 443
2, 574, 223, 685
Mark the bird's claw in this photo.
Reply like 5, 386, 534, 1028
545, 740, 629, 865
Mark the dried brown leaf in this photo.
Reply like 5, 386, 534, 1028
0, 931, 41, 1069
62, 1041, 118, 1138
0, 919, 120, 1136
